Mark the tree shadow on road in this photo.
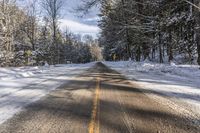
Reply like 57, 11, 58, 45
0, 62, 199, 133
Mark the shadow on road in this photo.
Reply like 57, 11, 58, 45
0, 62, 199, 133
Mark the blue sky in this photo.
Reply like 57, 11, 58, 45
18, 0, 100, 37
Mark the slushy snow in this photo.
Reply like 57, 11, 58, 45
0, 63, 93, 124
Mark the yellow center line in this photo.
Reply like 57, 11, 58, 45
89, 78, 100, 133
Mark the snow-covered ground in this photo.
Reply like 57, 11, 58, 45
0, 63, 94, 125
104, 61, 200, 124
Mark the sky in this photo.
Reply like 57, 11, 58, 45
18, 0, 100, 38
59, 0, 100, 38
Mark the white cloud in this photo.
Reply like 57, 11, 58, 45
84, 17, 100, 22
59, 19, 100, 35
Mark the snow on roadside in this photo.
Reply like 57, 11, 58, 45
104, 61, 200, 123
0, 63, 94, 124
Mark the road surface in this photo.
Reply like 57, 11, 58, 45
0, 62, 199, 133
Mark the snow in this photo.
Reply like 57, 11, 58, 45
1, 61, 199, 125
104, 61, 200, 124
0, 63, 94, 125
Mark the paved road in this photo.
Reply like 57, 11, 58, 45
0, 62, 199, 133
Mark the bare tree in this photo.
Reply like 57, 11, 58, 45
0, 0, 18, 65
41, 0, 63, 64
23, 0, 39, 51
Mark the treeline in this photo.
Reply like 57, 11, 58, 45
0, 0, 102, 67
80, 0, 200, 64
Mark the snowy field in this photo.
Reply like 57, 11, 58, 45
0, 63, 94, 125
104, 61, 200, 124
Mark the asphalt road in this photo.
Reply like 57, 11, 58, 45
0, 62, 199, 133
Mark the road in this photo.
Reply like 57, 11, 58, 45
0, 62, 199, 133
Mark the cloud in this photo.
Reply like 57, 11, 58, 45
59, 19, 100, 35
84, 17, 100, 22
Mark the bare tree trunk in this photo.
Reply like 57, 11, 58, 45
168, 29, 173, 62
194, 0, 200, 65
152, 47, 155, 60
121, 0, 131, 60
159, 32, 163, 63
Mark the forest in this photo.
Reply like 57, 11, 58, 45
94, 0, 200, 64
0, 0, 102, 66
1, 0, 200, 66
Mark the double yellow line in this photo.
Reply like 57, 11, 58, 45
89, 78, 100, 133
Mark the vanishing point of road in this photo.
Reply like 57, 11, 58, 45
0, 62, 199, 133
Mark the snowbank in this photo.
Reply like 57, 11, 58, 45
0, 63, 94, 124
104, 61, 200, 123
